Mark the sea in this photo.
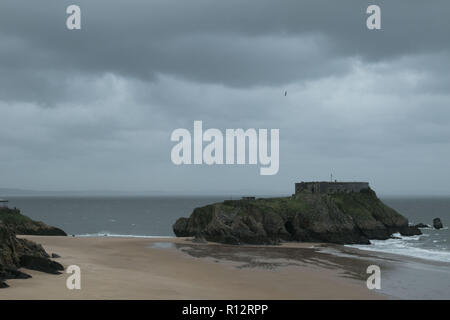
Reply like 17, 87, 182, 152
4, 195, 450, 263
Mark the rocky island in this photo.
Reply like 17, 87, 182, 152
173, 182, 421, 245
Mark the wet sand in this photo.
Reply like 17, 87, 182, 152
0, 236, 386, 300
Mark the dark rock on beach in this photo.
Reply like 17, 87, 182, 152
19, 255, 64, 274
51, 253, 61, 258
0, 223, 64, 288
398, 226, 422, 236
0, 207, 66, 236
433, 218, 443, 230
0, 267, 31, 280
173, 188, 421, 245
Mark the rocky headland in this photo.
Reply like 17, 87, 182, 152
0, 207, 66, 236
0, 224, 64, 288
173, 188, 421, 245
0, 207, 66, 288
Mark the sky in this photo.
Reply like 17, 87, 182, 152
1, 0, 450, 196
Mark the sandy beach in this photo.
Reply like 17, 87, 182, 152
0, 236, 385, 300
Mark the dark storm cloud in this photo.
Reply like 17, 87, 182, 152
1, 0, 449, 99
1, 0, 450, 195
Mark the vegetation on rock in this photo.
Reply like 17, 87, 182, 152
0, 207, 66, 236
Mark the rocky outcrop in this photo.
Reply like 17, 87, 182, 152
173, 188, 421, 245
0, 223, 63, 288
19, 255, 64, 274
0, 207, 66, 236
414, 223, 430, 228
433, 218, 443, 230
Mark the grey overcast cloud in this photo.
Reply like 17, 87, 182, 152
1, 0, 450, 195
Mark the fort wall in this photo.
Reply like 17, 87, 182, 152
295, 181, 369, 194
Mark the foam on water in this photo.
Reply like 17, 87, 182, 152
347, 232, 450, 263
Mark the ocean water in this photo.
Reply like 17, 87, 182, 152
5, 196, 226, 237
4, 196, 450, 262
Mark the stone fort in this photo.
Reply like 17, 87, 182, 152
295, 181, 369, 194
